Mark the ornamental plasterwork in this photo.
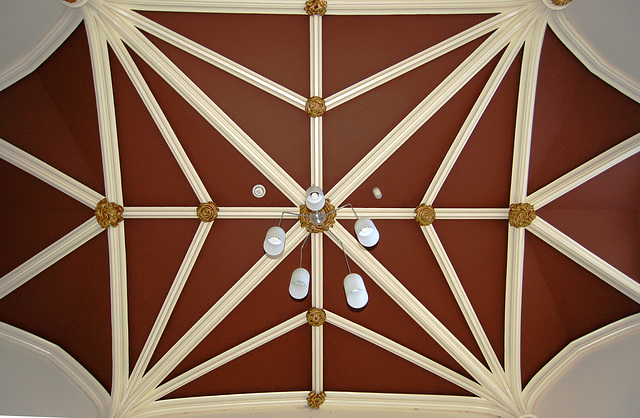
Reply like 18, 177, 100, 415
299, 200, 336, 233
306, 307, 326, 327
307, 390, 326, 408
304, 0, 327, 16
509, 203, 537, 228
551, 0, 573, 6
196, 201, 219, 222
94, 198, 124, 229
305, 96, 326, 117
415, 204, 436, 226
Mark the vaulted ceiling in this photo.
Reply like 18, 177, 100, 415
0, 0, 639, 417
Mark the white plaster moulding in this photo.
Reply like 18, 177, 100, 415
0, 322, 111, 417
0, 8, 83, 92
325, 311, 494, 401
325, 391, 506, 416
326, 0, 533, 15
135, 313, 307, 410
508, 7, 548, 205
132, 392, 309, 417
310, 15, 323, 187
311, 234, 324, 392
548, 11, 640, 104
526, 217, 640, 304
503, 226, 526, 411
108, 0, 310, 14
119, 225, 309, 415
327, 7, 536, 206
124, 222, 213, 400
124, 206, 199, 218
325, 9, 521, 110
92, 2, 306, 205
84, 7, 125, 205
328, 223, 513, 412
0, 218, 103, 300
107, 3, 307, 110
523, 313, 640, 411
421, 225, 511, 404
0, 137, 104, 209
435, 208, 510, 219
103, 24, 211, 202
526, 131, 640, 209
423, 32, 526, 205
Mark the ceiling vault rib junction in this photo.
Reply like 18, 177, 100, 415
504, 6, 548, 414
421, 225, 510, 395
119, 226, 309, 416
325, 9, 520, 110
100, 13, 211, 203
327, 6, 537, 206
83, 5, 130, 412
527, 218, 640, 304
527, 131, 640, 208
123, 222, 213, 402
107, 2, 307, 109
91, 0, 306, 204
328, 223, 516, 414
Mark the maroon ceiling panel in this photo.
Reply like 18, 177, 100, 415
323, 14, 493, 97
125, 218, 201, 372
140, 11, 309, 97
324, 324, 474, 396
521, 232, 640, 386
0, 24, 103, 194
128, 35, 307, 205
323, 221, 477, 380
163, 325, 311, 398
0, 160, 93, 277
529, 29, 640, 195
0, 232, 112, 391
323, 35, 490, 197
435, 50, 522, 208
434, 220, 508, 366
537, 152, 640, 282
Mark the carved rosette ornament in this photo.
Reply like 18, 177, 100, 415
551, 0, 572, 5
305, 96, 326, 117
197, 201, 219, 222
306, 307, 326, 327
305, 0, 327, 16
415, 204, 436, 226
307, 391, 326, 408
95, 198, 124, 229
299, 199, 336, 233
509, 203, 536, 228
542, 0, 572, 9
61, 0, 89, 7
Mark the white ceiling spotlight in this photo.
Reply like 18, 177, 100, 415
252, 184, 266, 198
262, 186, 379, 308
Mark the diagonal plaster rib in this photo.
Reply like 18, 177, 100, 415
327, 7, 535, 207
107, 3, 307, 109
102, 24, 212, 203
0, 137, 104, 209
93, 2, 306, 205
527, 131, 640, 209
0, 218, 103, 300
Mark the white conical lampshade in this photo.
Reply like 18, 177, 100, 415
305, 186, 325, 211
354, 218, 379, 247
263, 226, 286, 258
289, 268, 310, 299
343, 273, 368, 309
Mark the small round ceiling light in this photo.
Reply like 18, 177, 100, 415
372, 187, 382, 199
252, 184, 266, 198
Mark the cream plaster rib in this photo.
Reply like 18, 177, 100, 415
103, 26, 211, 203
327, 9, 534, 207
107, 3, 307, 110
325, 10, 520, 110
527, 217, 640, 304
423, 34, 526, 205
422, 225, 511, 399
108, 0, 309, 14
326, 311, 497, 402
326, 0, 528, 15
527, 131, 640, 208
124, 222, 213, 401
0, 137, 104, 209
0, 218, 103, 300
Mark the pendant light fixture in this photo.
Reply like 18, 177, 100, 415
262, 186, 378, 309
